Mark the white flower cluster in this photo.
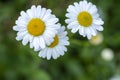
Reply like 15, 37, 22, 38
13, 5, 69, 60
13, 0, 104, 60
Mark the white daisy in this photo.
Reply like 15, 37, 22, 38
90, 33, 103, 45
39, 26, 70, 60
101, 48, 114, 61
13, 5, 60, 51
65, 0, 104, 39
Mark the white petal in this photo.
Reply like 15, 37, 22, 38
22, 34, 29, 45
67, 21, 78, 29
39, 8, 47, 19
82, 0, 88, 11
39, 48, 47, 58
31, 5, 37, 17
71, 26, 79, 33
26, 9, 34, 18
16, 31, 27, 41
65, 19, 74, 23
73, 2, 81, 12
89, 5, 98, 14
66, 13, 76, 19
52, 49, 58, 59
58, 46, 64, 56
85, 28, 91, 34
60, 40, 69, 46
84, 28, 92, 39
42, 48, 48, 58
36, 5, 42, 17
62, 46, 67, 52
30, 42, 33, 48
93, 18, 104, 25
39, 50, 43, 57
46, 48, 52, 60
13, 26, 26, 31
33, 37, 40, 51
46, 18, 59, 24
43, 34, 54, 46
43, 30, 56, 45
89, 27, 97, 36
79, 26, 85, 36
54, 47, 61, 56
39, 36, 46, 49
67, 5, 78, 14
20, 11, 30, 22
42, 9, 52, 21
28, 34, 33, 42
92, 13, 99, 19
96, 26, 104, 31
86, 2, 92, 11
87, 33, 92, 39
16, 19, 27, 27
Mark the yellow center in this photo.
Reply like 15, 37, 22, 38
77, 11, 92, 27
27, 18, 45, 36
48, 35, 59, 48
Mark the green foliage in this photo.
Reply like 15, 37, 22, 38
0, 0, 119, 80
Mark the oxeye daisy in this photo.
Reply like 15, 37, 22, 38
101, 48, 114, 61
39, 26, 70, 60
90, 33, 103, 45
65, 0, 104, 39
13, 5, 60, 51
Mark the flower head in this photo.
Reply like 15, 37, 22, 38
65, 0, 104, 39
39, 26, 70, 60
90, 33, 103, 45
13, 5, 60, 51
101, 48, 114, 61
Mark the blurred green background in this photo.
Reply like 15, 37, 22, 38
0, 0, 120, 80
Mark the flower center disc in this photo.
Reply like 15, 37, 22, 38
77, 11, 92, 27
48, 35, 59, 48
27, 18, 45, 36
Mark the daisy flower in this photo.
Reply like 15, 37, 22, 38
90, 33, 103, 45
13, 5, 60, 51
101, 48, 114, 61
65, 0, 104, 39
39, 26, 70, 60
